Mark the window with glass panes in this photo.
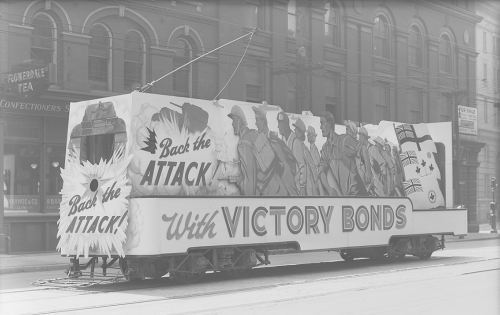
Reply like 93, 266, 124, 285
440, 94, 452, 121
374, 82, 390, 122
410, 89, 423, 123
89, 24, 111, 90
245, 59, 262, 103
173, 38, 193, 97
408, 26, 422, 67
288, 0, 297, 37
31, 14, 55, 65
373, 16, 389, 59
439, 35, 452, 74
325, 72, 341, 123
245, 0, 261, 28
324, 1, 339, 47
124, 31, 145, 91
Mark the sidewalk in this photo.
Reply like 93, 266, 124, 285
1, 225, 499, 275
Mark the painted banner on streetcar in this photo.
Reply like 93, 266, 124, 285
58, 92, 453, 256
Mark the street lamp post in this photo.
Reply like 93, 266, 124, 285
491, 177, 497, 233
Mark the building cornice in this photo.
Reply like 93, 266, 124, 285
418, 0, 483, 25
99, 0, 219, 26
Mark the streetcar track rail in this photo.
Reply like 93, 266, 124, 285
10, 257, 500, 315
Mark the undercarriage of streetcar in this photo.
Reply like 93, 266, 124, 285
65, 235, 445, 284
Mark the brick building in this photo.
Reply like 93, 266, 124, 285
475, 0, 500, 225
0, 0, 488, 252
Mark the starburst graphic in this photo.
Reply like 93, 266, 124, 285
57, 145, 133, 258
141, 127, 157, 154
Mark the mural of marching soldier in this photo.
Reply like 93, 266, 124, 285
252, 106, 298, 196
358, 126, 386, 196
307, 126, 324, 196
277, 112, 305, 194
228, 105, 296, 196
393, 145, 405, 196
318, 112, 368, 196
293, 118, 319, 196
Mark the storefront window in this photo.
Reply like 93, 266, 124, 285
4, 143, 41, 212
45, 145, 65, 213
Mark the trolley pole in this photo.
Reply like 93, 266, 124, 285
491, 177, 497, 233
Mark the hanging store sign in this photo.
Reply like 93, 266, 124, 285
5, 64, 51, 99
458, 105, 477, 135
0, 95, 70, 117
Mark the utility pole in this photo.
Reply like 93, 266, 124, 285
0, 114, 6, 253
443, 89, 468, 207
271, 48, 323, 113
491, 177, 497, 233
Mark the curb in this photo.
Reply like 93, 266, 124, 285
0, 264, 70, 275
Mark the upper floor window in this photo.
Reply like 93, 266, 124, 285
325, 72, 341, 124
89, 24, 111, 91
440, 94, 452, 121
373, 81, 390, 122
173, 37, 195, 97
408, 26, 422, 67
288, 0, 297, 37
245, 0, 261, 28
245, 58, 262, 103
124, 30, 146, 91
410, 89, 423, 123
325, 1, 340, 47
439, 34, 452, 74
31, 13, 56, 65
373, 16, 389, 59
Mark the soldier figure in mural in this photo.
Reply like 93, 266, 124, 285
393, 145, 405, 196
384, 140, 397, 196
307, 126, 324, 196
253, 106, 278, 139
252, 106, 298, 196
358, 126, 385, 196
228, 105, 296, 196
293, 118, 319, 196
318, 112, 368, 196
277, 111, 305, 194
373, 136, 393, 196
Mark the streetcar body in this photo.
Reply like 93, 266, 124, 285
58, 92, 465, 281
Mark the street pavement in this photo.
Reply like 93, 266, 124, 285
1, 223, 499, 275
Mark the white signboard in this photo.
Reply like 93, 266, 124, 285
458, 105, 477, 135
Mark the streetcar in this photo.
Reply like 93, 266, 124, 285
58, 92, 466, 284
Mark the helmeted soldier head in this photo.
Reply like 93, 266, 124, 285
307, 126, 317, 143
293, 118, 306, 141
277, 111, 291, 137
344, 120, 358, 138
228, 105, 248, 136
374, 136, 385, 150
252, 106, 268, 133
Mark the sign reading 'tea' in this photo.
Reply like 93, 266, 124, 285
5, 64, 51, 99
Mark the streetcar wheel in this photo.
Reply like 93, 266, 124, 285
340, 250, 354, 261
417, 252, 432, 260
173, 271, 205, 285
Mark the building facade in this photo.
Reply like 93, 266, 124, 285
475, 0, 500, 225
0, 0, 485, 253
